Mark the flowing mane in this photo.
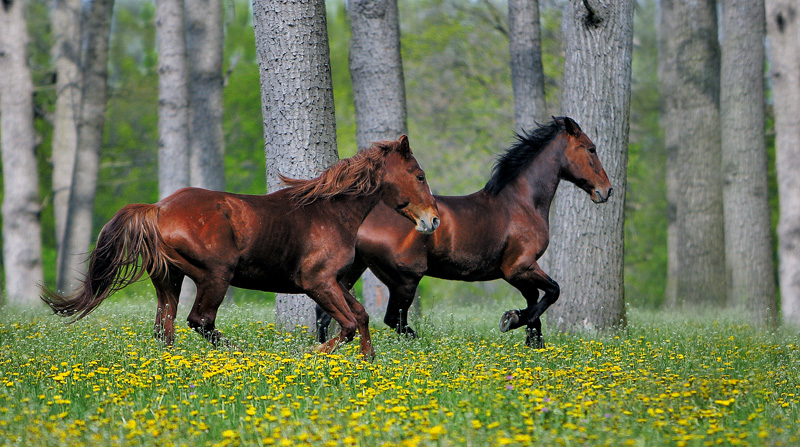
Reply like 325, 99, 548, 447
483, 117, 572, 196
279, 142, 393, 206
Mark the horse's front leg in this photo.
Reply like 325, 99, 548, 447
309, 281, 373, 359
499, 285, 545, 347
502, 264, 560, 348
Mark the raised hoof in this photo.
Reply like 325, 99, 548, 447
499, 310, 521, 333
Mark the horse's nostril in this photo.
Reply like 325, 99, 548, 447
432, 217, 440, 228
607, 187, 613, 197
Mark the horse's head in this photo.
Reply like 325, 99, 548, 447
380, 136, 440, 234
558, 117, 613, 203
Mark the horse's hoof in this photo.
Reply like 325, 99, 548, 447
400, 327, 418, 339
525, 337, 545, 349
500, 310, 520, 333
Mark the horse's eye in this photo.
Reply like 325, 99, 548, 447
588, 146, 596, 154
416, 174, 425, 182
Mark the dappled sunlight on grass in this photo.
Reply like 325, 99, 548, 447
0, 302, 798, 446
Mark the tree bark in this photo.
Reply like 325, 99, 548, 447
50, 0, 83, 277
658, 0, 726, 308
57, 0, 115, 292
508, 0, 547, 132
0, 0, 44, 304
349, 0, 409, 320
766, 0, 800, 325
186, 0, 225, 192
253, 0, 339, 331
156, 0, 190, 199
721, 0, 777, 326
547, 0, 633, 332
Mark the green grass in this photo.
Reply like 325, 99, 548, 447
0, 296, 798, 447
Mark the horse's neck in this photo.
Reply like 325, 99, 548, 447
332, 192, 384, 233
517, 153, 561, 216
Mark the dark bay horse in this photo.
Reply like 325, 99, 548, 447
317, 117, 611, 347
42, 136, 440, 358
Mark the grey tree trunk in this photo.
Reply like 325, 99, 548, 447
766, 0, 800, 325
183, 0, 225, 304
508, 0, 549, 271
721, 0, 777, 326
50, 0, 83, 276
508, 0, 547, 132
547, 0, 633, 332
156, 0, 190, 199
0, 0, 44, 304
349, 0, 409, 320
253, 0, 339, 331
186, 0, 225, 192
658, 0, 726, 308
57, 0, 115, 292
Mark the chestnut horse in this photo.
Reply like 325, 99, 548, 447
316, 117, 611, 348
42, 136, 439, 358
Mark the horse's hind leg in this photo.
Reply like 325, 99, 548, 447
186, 276, 234, 349
152, 268, 184, 346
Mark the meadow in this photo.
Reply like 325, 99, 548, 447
0, 295, 798, 447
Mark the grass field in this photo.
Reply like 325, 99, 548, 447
0, 296, 798, 447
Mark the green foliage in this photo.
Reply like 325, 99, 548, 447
0, 302, 798, 446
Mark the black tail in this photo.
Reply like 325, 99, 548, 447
41, 204, 175, 321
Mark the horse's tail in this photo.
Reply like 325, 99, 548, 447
41, 203, 175, 322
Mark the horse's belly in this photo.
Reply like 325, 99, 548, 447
426, 255, 502, 282
230, 265, 303, 294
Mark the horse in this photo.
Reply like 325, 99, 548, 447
42, 136, 440, 358
316, 117, 611, 348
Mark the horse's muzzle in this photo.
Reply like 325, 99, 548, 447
591, 187, 613, 204
415, 214, 440, 234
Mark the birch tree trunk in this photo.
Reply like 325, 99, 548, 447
0, 0, 44, 304
186, 0, 224, 192
720, 0, 777, 326
658, 0, 726, 308
253, 0, 339, 331
50, 0, 83, 276
156, 0, 190, 199
57, 0, 115, 292
349, 0, 408, 320
547, 0, 634, 332
766, 0, 800, 325
508, 0, 547, 132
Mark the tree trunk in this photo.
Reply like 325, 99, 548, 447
51, 0, 83, 279
186, 0, 224, 192
156, 0, 190, 199
508, 0, 547, 132
57, 0, 115, 292
766, 0, 800, 325
0, 0, 44, 304
547, 0, 633, 332
349, 0, 409, 320
658, 0, 726, 308
721, 0, 777, 326
253, 0, 339, 331
508, 0, 549, 271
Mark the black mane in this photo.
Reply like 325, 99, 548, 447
483, 117, 569, 195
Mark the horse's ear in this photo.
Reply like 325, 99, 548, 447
397, 135, 412, 159
563, 117, 580, 136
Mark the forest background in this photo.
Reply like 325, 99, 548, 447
0, 0, 769, 311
